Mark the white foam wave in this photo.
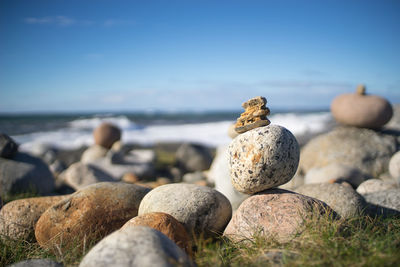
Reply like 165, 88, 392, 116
122, 121, 233, 147
68, 116, 135, 130
14, 112, 332, 152
14, 130, 94, 153
270, 112, 332, 135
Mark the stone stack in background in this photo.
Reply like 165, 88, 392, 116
331, 84, 393, 129
93, 122, 122, 149
80, 122, 122, 164
296, 85, 397, 185
282, 86, 400, 217
58, 123, 156, 190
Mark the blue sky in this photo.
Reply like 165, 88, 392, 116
0, 0, 399, 113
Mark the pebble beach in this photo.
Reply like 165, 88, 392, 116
1, 97, 400, 266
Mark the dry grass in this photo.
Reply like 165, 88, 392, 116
2, 187, 400, 266
0, 229, 100, 266
194, 213, 400, 267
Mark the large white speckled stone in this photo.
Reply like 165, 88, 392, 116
228, 125, 300, 194
138, 183, 232, 237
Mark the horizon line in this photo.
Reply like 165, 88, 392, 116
0, 106, 332, 116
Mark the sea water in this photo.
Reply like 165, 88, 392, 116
0, 110, 333, 152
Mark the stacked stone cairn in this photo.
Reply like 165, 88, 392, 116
331, 84, 393, 129
80, 122, 122, 163
223, 96, 335, 242
60, 122, 158, 191
295, 85, 400, 217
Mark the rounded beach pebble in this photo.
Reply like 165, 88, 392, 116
93, 122, 121, 149
299, 127, 397, 178
304, 163, 366, 188
228, 125, 299, 194
294, 183, 366, 218
0, 152, 55, 197
0, 195, 66, 241
363, 189, 400, 212
59, 162, 115, 190
138, 183, 232, 237
79, 226, 194, 267
357, 179, 398, 195
35, 182, 150, 252
175, 143, 213, 172
121, 212, 192, 256
224, 189, 334, 243
81, 144, 109, 163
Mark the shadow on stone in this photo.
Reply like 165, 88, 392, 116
364, 203, 400, 218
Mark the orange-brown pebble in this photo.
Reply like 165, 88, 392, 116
35, 182, 150, 253
156, 177, 171, 185
194, 180, 208, 187
122, 172, 140, 184
121, 212, 192, 256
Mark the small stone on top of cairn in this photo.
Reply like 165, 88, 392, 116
234, 96, 270, 134
356, 84, 366, 95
